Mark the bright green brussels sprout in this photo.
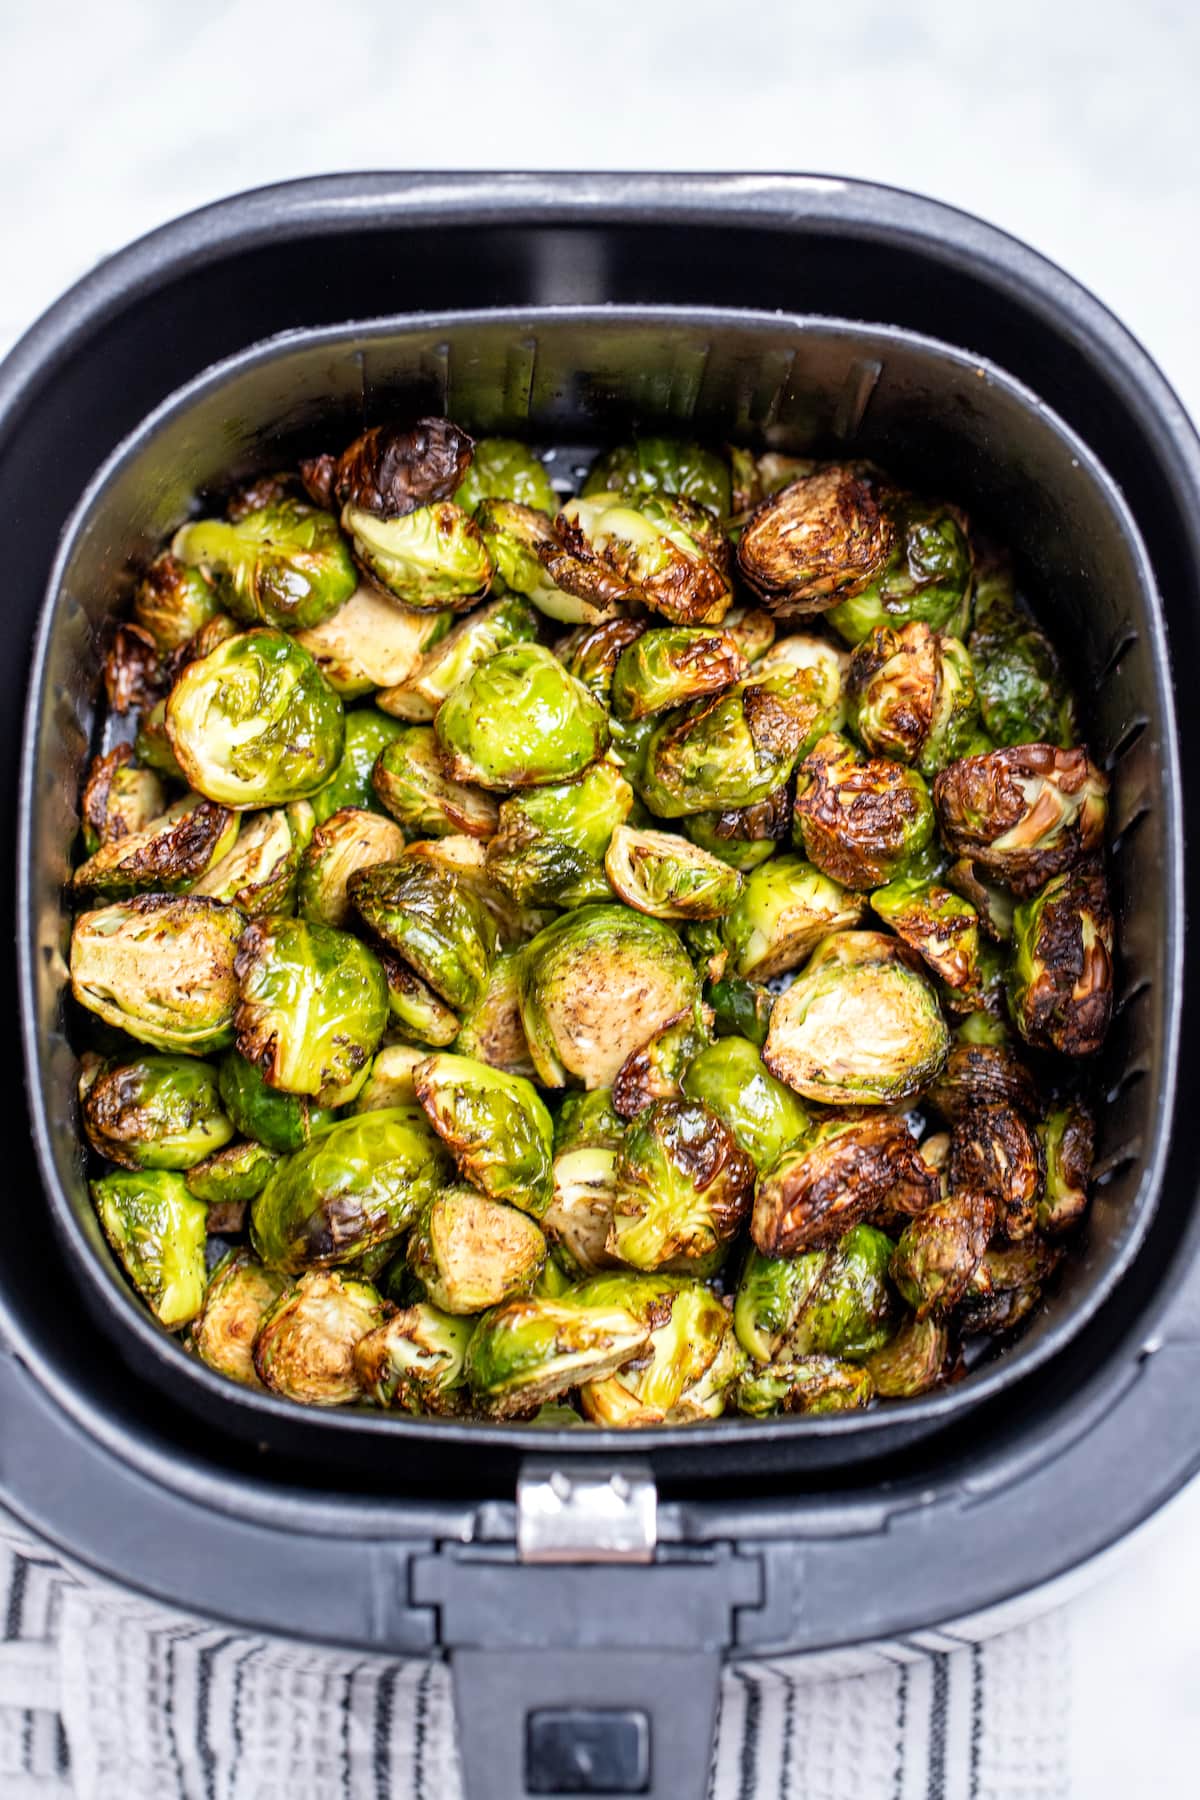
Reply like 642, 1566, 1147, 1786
707, 976, 774, 1047
558, 494, 734, 627
681, 788, 791, 872
413, 1052, 554, 1216
254, 1269, 385, 1405
233, 916, 388, 1105
296, 583, 450, 698
71, 895, 243, 1054
454, 438, 558, 516
188, 1247, 288, 1386
1008, 860, 1113, 1056
463, 1294, 650, 1417
734, 1246, 830, 1363
342, 500, 491, 610
722, 853, 865, 979
310, 711, 408, 824
581, 438, 732, 518
542, 1146, 620, 1277
959, 1237, 1064, 1335
863, 1313, 950, 1397
91, 1169, 209, 1329
80, 745, 166, 857
733, 1354, 874, 1417
763, 930, 949, 1106
968, 560, 1076, 748
296, 808, 408, 928
172, 500, 356, 632
825, 495, 973, 646
354, 1303, 474, 1411
435, 643, 610, 790
349, 1044, 426, 1114
406, 1185, 546, 1314
870, 878, 985, 1004
610, 1001, 713, 1119
683, 917, 727, 982
553, 1087, 626, 1154
453, 952, 538, 1078
349, 856, 498, 1012
486, 761, 634, 910
751, 1113, 938, 1256
681, 1037, 810, 1172
73, 794, 240, 899
517, 904, 699, 1088
933, 744, 1108, 897
80, 1053, 234, 1170
476, 498, 630, 626
372, 726, 499, 841
792, 733, 935, 889
891, 1190, 994, 1317
604, 825, 742, 922
166, 628, 344, 808
217, 1051, 336, 1154
1037, 1102, 1094, 1235
736, 464, 894, 616
608, 1099, 754, 1272
576, 1274, 741, 1425
191, 805, 307, 915
133, 550, 220, 653
847, 622, 980, 775
948, 1101, 1043, 1241
533, 1256, 576, 1301
250, 1108, 449, 1272
609, 627, 747, 720
561, 618, 647, 703
377, 594, 539, 720
787, 1224, 897, 1359
379, 951, 462, 1047
185, 1138, 281, 1206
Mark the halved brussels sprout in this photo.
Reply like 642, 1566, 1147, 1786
681, 1036, 810, 1172
349, 857, 498, 1012
609, 627, 747, 721
863, 1313, 950, 1397
722, 853, 865, 980
377, 594, 540, 720
611, 1002, 714, 1120
73, 795, 239, 898
92, 1169, 209, 1329
707, 976, 774, 1048
736, 464, 894, 616
463, 1294, 650, 1417
406, 1185, 546, 1313
217, 1050, 336, 1154
756, 630, 848, 709
133, 551, 220, 654
477, 498, 630, 626
81, 1054, 233, 1170
949, 1102, 1043, 1242
372, 726, 499, 841
870, 878, 984, 1002
891, 1190, 994, 1318
310, 711, 407, 823
349, 1044, 426, 1114
968, 559, 1076, 748
379, 951, 462, 1047
787, 1224, 897, 1359
553, 1087, 626, 1154
542, 1146, 621, 1277
105, 622, 167, 715
793, 733, 935, 889
172, 500, 357, 632
608, 1098, 754, 1272
486, 761, 634, 910
192, 806, 306, 915
166, 628, 344, 808
561, 617, 647, 703
576, 1274, 741, 1425
681, 790, 789, 872
734, 1354, 874, 1417
402, 835, 552, 948
133, 698, 186, 779
751, 1114, 937, 1255
825, 495, 973, 646
582, 438, 731, 518
518, 905, 699, 1088
354, 1303, 474, 1412
721, 606, 776, 664
189, 1248, 288, 1386
254, 1270, 385, 1406
933, 744, 1108, 897
959, 1237, 1064, 1335
684, 917, 728, 983
413, 1052, 554, 1216
533, 1255, 576, 1301
925, 1036, 1039, 1124
453, 951, 538, 1079
763, 931, 949, 1105
233, 916, 388, 1105
184, 1139, 281, 1206
945, 856, 1015, 944
453, 437, 557, 515
296, 583, 449, 698
1008, 859, 1113, 1055
1037, 1102, 1094, 1234
80, 745, 166, 857
557, 494, 733, 627
435, 643, 610, 790
847, 622, 980, 775
729, 449, 817, 518
605, 825, 742, 921
71, 895, 243, 1055
734, 1246, 830, 1363
250, 1108, 449, 1272
296, 808, 408, 928
342, 501, 491, 611
302, 418, 475, 518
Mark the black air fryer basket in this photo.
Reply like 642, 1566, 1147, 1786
4, 176, 1200, 1800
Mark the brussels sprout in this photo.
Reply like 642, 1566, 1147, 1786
968, 561, 1076, 749
71, 895, 243, 1054
349, 1044, 426, 1114
870, 1129, 949, 1236
451, 952, 536, 1077
609, 627, 747, 721
454, 437, 558, 516
80, 745, 166, 857
185, 1139, 281, 1206
542, 1146, 621, 1277
223, 472, 301, 521
576, 1274, 740, 1425
890, 1190, 994, 1318
604, 826, 742, 921
707, 977, 774, 1048
734, 1246, 830, 1363
736, 464, 894, 616
296, 584, 450, 698
1008, 860, 1114, 1055
354, 1303, 474, 1411
723, 853, 865, 980
557, 494, 733, 627
683, 918, 728, 983
296, 808, 407, 928
933, 745, 1108, 897
166, 628, 344, 808
342, 501, 491, 610
553, 1088, 627, 1154
463, 1294, 650, 1417
925, 1038, 1039, 1125
944, 856, 1015, 943
863, 1314, 950, 1397
751, 1114, 938, 1255
435, 643, 610, 790
847, 623, 980, 775
681, 1037, 810, 1172
757, 629, 849, 700
254, 1270, 385, 1406
518, 905, 699, 1088
788, 1224, 897, 1359
303, 418, 476, 518
379, 951, 463, 1047
734, 1354, 874, 1417
716, 606, 776, 665
250, 1108, 448, 1272
172, 500, 356, 633
949, 1102, 1043, 1242
413, 1052, 554, 1216
611, 1002, 713, 1120
608, 1099, 754, 1272
582, 438, 732, 518
402, 835, 552, 949
825, 496, 973, 646
81, 1054, 234, 1170
869, 878, 985, 1004
349, 857, 498, 1012
189, 1248, 288, 1386
561, 617, 647, 702
378, 594, 540, 720
958, 1237, 1064, 1335
233, 916, 388, 1105
533, 1256, 577, 1301
1037, 1102, 1094, 1234
73, 794, 240, 898
91, 1169, 209, 1329
371, 727, 499, 842
133, 551, 220, 654
217, 1051, 336, 1154
793, 733, 935, 889
486, 761, 634, 910
191, 806, 307, 916
407, 1185, 546, 1314
681, 788, 791, 872
310, 711, 408, 823
729, 449, 818, 518
763, 930, 949, 1106
104, 622, 167, 716
476, 498, 630, 627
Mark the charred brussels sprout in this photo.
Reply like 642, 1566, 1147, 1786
959, 1238, 1064, 1335
192, 805, 307, 915
349, 857, 498, 1012
826, 496, 973, 646
133, 551, 220, 653
172, 500, 356, 633
945, 856, 1015, 943
452, 952, 537, 1078
185, 1139, 280, 1206
372, 726, 498, 841
217, 1051, 335, 1155
891, 1190, 994, 1317
576, 1275, 743, 1425
233, 916, 388, 1105
582, 438, 732, 518
562, 618, 647, 703
92, 1169, 209, 1329
297, 808, 407, 928
105, 622, 167, 717
518, 905, 699, 1088
435, 644, 609, 790
81, 1054, 233, 1170
250, 1108, 448, 1272
1037, 1102, 1094, 1234
413, 1052, 554, 1216
463, 1294, 650, 1417
166, 629, 344, 808
752, 1114, 937, 1256
737, 464, 894, 617
310, 711, 407, 824
296, 584, 449, 699
608, 1099, 754, 1272
847, 622, 980, 775
682, 787, 791, 872
254, 1270, 385, 1406
864, 1313, 950, 1397
378, 594, 539, 721
950, 1102, 1043, 1241
70, 895, 243, 1054
734, 1247, 830, 1363
342, 501, 491, 611
722, 606, 777, 664
557, 494, 733, 627
477, 498, 629, 627
788, 1224, 897, 1359
407, 1185, 546, 1314
681, 1037, 810, 1172
763, 931, 949, 1106
80, 745, 166, 857
611, 1002, 713, 1119
968, 561, 1076, 748
454, 438, 557, 516
793, 733, 935, 889
354, 1303, 474, 1412
723, 853, 865, 980
609, 627, 747, 720
1008, 860, 1113, 1055
870, 878, 984, 1002
189, 1248, 287, 1386
708, 976, 774, 1047
734, 1354, 874, 1417
933, 745, 1108, 897
553, 1087, 626, 1154
925, 1036, 1039, 1124
605, 825, 742, 920
73, 794, 239, 899
542, 1146, 620, 1277
303, 418, 475, 519
486, 761, 634, 909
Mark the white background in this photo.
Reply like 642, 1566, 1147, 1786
3, 0, 1198, 1790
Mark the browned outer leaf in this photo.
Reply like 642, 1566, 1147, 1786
949, 1102, 1044, 1241
752, 1116, 936, 1256
736, 465, 894, 614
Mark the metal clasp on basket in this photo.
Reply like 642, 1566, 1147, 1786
516, 1461, 656, 1563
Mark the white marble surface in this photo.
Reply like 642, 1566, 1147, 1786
3, 0, 1199, 1792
